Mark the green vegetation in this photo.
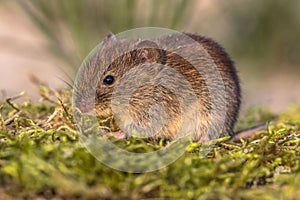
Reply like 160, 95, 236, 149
0, 87, 300, 199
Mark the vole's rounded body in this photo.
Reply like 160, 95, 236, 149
74, 32, 241, 142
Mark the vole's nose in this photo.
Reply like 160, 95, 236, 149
74, 100, 95, 114
79, 104, 93, 113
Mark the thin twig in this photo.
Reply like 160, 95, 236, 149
39, 92, 60, 106
4, 111, 22, 126
5, 91, 26, 112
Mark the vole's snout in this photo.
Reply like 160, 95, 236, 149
74, 98, 95, 114
78, 103, 92, 114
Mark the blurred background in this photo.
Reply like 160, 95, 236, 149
0, 0, 299, 113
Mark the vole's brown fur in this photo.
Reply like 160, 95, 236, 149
74, 32, 241, 142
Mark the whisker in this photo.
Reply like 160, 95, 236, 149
55, 75, 74, 89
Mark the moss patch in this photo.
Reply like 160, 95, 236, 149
0, 87, 300, 199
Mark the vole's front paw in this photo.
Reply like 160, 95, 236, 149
113, 130, 128, 140
100, 129, 128, 140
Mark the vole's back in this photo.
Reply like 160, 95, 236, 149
148, 33, 241, 141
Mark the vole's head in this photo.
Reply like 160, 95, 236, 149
73, 33, 165, 119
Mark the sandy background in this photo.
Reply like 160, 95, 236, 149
0, 4, 68, 99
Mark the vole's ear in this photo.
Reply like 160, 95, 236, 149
104, 32, 117, 43
137, 40, 165, 64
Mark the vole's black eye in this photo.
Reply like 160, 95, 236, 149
103, 75, 115, 85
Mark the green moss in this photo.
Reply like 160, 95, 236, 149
0, 88, 299, 199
